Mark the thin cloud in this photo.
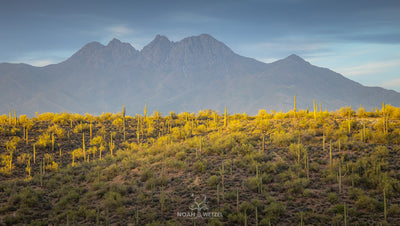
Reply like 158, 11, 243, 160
335, 60, 400, 77
10, 59, 57, 67
107, 25, 134, 36
381, 78, 400, 91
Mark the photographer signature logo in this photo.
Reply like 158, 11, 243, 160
176, 193, 222, 219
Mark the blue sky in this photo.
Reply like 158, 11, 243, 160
1, 0, 400, 91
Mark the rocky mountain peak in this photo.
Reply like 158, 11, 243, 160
284, 54, 308, 64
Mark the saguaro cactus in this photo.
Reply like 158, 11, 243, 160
33, 144, 36, 164
224, 106, 228, 127
384, 188, 387, 221
109, 133, 115, 156
51, 133, 55, 151
329, 140, 333, 169
344, 202, 348, 226
313, 100, 317, 120
338, 161, 342, 193
236, 188, 239, 213
122, 104, 126, 141
9, 109, 11, 125
83, 133, 86, 161
144, 103, 148, 119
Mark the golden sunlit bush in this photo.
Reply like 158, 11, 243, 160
73, 123, 90, 134
35, 133, 51, 148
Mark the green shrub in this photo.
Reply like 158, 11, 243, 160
239, 201, 254, 214
224, 190, 236, 201
332, 204, 344, 214
349, 188, 365, 200
175, 151, 186, 161
56, 189, 80, 209
193, 160, 207, 174
355, 195, 378, 212
246, 177, 260, 192
302, 189, 311, 197
284, 178, 308, 195
207, 175, 220, 189
102, 191, 124, 209
145, 178, 156, 190
388, 204, 400, 216
140, 168, 154, 182
327, 193, 338, 204
264, 200, 286, 218
10, 187, 43, 209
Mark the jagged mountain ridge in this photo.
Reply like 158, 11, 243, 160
0, 34, 399, 116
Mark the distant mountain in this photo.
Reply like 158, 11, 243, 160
1, 34, 399, 116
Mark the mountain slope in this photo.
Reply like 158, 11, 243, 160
0, 34, 399, 116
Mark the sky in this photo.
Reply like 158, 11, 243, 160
1, 0, 400, 91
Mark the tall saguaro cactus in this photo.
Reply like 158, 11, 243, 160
384, 188, 387, 222
9, 109, 12, 125
224, 106, 228, 128
144, 103, 148, 119
122, 104, 126, 141
329, 140, 333, 169
313, 100, 317, 120
83, 133, 86, 161
294, 95, 297, 117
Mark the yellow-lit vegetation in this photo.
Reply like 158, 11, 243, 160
1, 103, 400, 225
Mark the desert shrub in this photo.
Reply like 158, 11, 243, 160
104, 164, 119, 181
302, 189, 311, 197
56, 188, 80, 209
145, 178, 156, 190
372, 145, 388, 160
349, 187, 364, 200
5, 136, 21, 152
321, 169, 337, 184
327, 193, 338, 204
288, 143, 306, 161
284, 178, 309, 195
261, 173, 274, 184
264, 199, 286, 218
207, 175, 220, 189
47, 124, 65, 139
208, 219, 223, 226
239, 201, 254, 214
193, 160, 207, 174
332, 204, 344, 214
309, 162, 320, 172
45, 161, 59, 171
228, 120, 243, 132
9, 187, 43, 209
232, 143, 255, 155
246, 177, 260, 192
73, 123, 90, 134
227, 213, 246, 224
35, 133, 51, 148
91, 136, 106, 146
388, 204, 400, 216
156, 175, 169, 187
224, 190, 236, 201
355, 195, 378, 212
140, 168, 154, 182
112, 118, 123, 127
102, 191, 124, 209
16, 153, 31, 165
166, 159, 186, 170
175, 151, 186, 161
272, 130, 295, 145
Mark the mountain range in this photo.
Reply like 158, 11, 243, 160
1, 34, 399, 116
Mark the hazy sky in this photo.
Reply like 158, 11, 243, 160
1, 0, 400, 91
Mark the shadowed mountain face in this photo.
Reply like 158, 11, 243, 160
1, 34, 399, 116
